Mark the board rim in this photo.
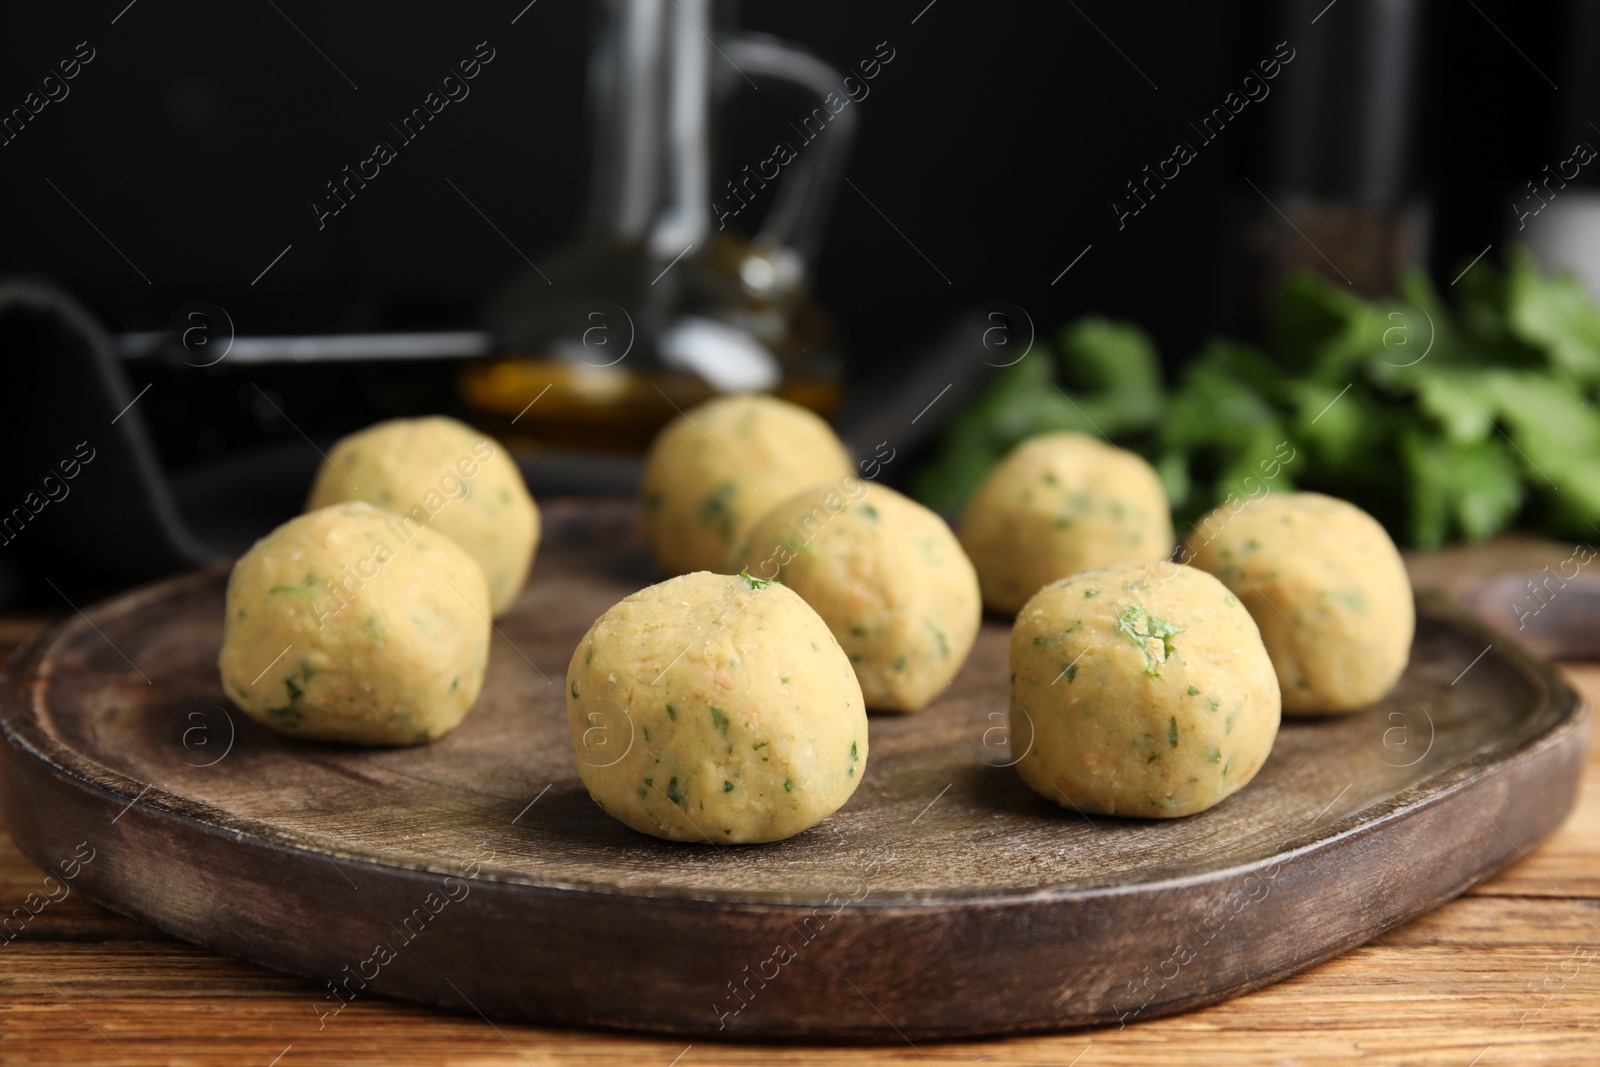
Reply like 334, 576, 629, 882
0, 519, 1590, 1040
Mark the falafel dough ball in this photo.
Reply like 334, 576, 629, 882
306, 416, 539, 616
735, 483, 979, 712
1011, 562, 1280, 818
640, 394, 853, 577
1183, 492, 1414, 714
218, 502, 492, 745
959, 432, 1174, 615
566, 571, 867, 843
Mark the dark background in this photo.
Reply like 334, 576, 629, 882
0, 0, 1583, 557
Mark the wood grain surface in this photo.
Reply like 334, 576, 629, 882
0, 519, 1596, 1064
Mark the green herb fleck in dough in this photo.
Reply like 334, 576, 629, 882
643, 725, 652, 742
1187, 685, 1200, 696
780, 675, 791, 685
666, 777, 686, 806
699, 483, 738, 543
269, 584, 315, 600
1331, 588, 1369, 614
783, 779, 795, 793
1209, 746, 1222, 763
710, 707, 729, 735
926, 620, 950, 659
893, 655, 908, 672
849, 625, 869, 638
570, 680, 580, 700
285, 676, 303, 705
723, 780, 734, 793
858, 504, 880, 521
1207, 697, 1221, 710
1084, 589, 1098, 598
1168, 717, 1179, 748
1114, 604, 1185, 677
1222, 757, 1234, 777
585, 646, 594, 665
450, 677, 459, 693
1065, 662, 1079, 683
236, 610, 248, 620
1147, 752, 1159, 763
666, 704, 677, 721
753, 741, 768, 750
739, 568, 774, 590
850, 741, 859, 761
644, 777, 654, 786
811, 642, 820, 652
1042, 471, 1058, 485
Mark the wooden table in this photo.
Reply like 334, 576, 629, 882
2, 547, 1597, 1066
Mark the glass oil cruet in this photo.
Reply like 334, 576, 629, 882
460, 0, 856, 452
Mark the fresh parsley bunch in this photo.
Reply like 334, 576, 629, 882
913, 247, 1600, 547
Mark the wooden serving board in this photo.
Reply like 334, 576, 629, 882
0, 500, 1588, 1041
